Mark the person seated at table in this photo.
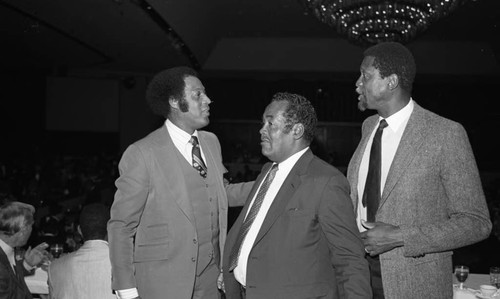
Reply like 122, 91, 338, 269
37, 203, 66, 247
48, 203, 114, 299
0, 201, 51, 299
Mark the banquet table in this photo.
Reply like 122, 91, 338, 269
453, 273, 497, 299
24, 267, 494, 299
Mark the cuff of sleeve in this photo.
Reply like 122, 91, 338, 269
116, 288, 139, 299
23, 260, 36, 271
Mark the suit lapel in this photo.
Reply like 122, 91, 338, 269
0, 247, 25, 290
155, 126, 195, 224
379, 103, 428, 210
252, 150, 312, 247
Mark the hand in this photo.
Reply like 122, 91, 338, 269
24, 242, 50, 268
217, 271, 225, 293
360, 220, 404, 256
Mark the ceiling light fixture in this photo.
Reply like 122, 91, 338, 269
299, 0, 468, 45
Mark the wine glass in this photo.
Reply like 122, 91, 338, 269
50, 243, 64, 259
491, 266, 500, 289
455, 265, 469, 290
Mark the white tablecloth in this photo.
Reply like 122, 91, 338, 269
25, 267, 48, 295
453, 273, 496, 299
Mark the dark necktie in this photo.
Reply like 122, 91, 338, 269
362, 119, 388, 222
228, 163, 279, 271
190, 136, 207, 178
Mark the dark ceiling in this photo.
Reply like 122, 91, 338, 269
0, 0, 499, 75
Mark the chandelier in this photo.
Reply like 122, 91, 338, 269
299, 0, 467, 45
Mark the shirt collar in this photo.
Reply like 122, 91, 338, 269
84, 239, 108, 245
0, 238, 15, 263
165, 119, 199, 145
276, 147, 309, 174
380, 98, 414, 132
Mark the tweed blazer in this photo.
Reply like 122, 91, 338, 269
108, 126, 250, 299
0, 247, 32, 299
347, 102, 491, 298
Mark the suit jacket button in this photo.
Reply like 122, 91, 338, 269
191, 257, 196, 262
193, 239, 197, 244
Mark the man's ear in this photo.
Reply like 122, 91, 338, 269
292, 123, 305, 140
169, 97, 179, 110
388, 74, 399, 90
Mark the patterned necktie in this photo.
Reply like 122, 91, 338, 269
362, 119, 388, 222
190, 136, 207, 178
228, 163, 279, 271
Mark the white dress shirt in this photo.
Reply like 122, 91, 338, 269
234, 147, 308, 286
116, 120, 206, 299
166, 119, 207, 164
357, 99, 414, 232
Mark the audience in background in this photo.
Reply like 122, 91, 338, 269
36, 204, 66, 249
48, 203, 114, 299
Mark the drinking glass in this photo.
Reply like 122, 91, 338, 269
50, 243, 64, 259
491, 266, 500, 289
455, 265, 469, 290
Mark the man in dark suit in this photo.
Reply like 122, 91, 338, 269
222, 92, 371, 299
108, 67, 250, 299
0, 201, 50, 299
347, 42, 491, 298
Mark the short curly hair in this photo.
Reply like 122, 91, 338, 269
146, 66, 198, 117
79, 203, 109, 241
271, 92, 317, 143
364, 42, 416, 94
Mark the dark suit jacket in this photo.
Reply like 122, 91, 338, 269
223, 150, 371, 299
0, 247, 32, 299
347, 102, 492, 298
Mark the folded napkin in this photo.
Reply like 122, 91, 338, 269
453, 288, 477, 299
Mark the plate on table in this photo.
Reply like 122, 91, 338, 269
475, 292, 499, 299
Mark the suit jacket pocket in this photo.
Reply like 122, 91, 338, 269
286, 208, 315, 217
407, 251, 452, 266
134, 224, 169, 262
134, 242, 169, 262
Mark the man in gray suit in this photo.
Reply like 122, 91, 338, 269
108, 67, 250, 299
347, 42, 492, 298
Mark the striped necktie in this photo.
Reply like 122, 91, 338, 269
228, 163, 279, 271
190, 136, 207, 178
